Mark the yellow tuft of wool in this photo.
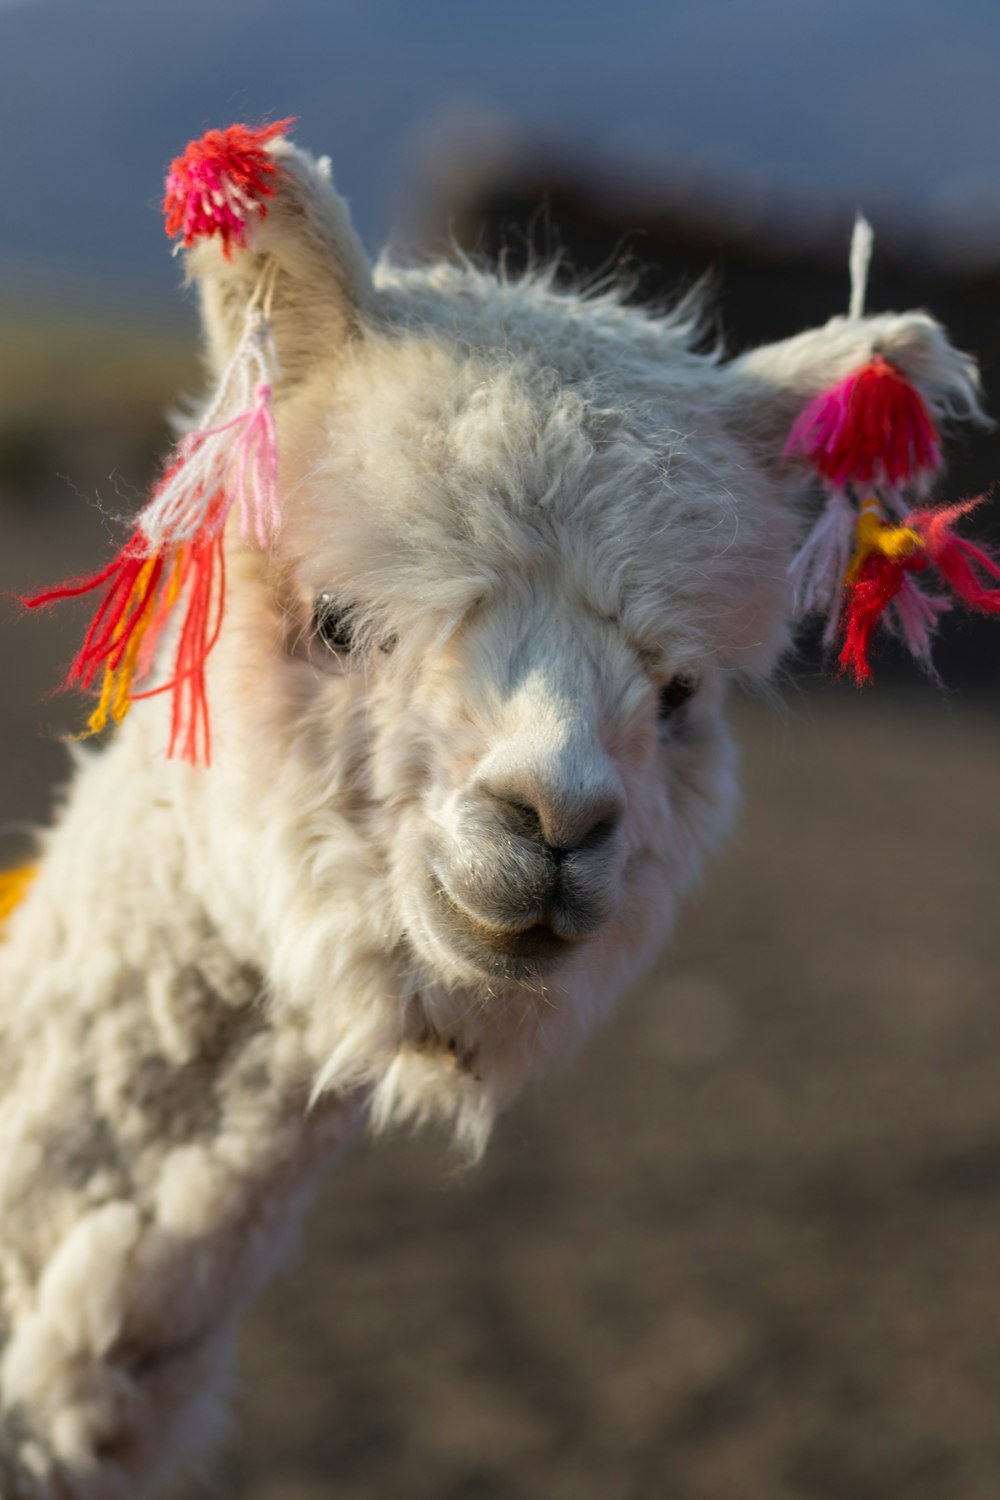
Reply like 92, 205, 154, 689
846, 499, 925, 585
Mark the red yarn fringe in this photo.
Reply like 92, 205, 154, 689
25, 531, 160, 690
141, 531, 226, 765
839, 496, 1000, 683
163, 118, 295, 257
838, 551, 915, 684
911, 498, 1000, 613
24, 526, 226, 767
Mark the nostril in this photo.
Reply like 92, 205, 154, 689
578, 815, 618, 851
482, 779, 622, 856
476, 764, 625, 855
547, 812, 619, 861
500, 799, 545, 845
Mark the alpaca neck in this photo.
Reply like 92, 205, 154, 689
4, 728, 233, 999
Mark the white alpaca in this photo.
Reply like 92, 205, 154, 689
0, 132, 983, 1498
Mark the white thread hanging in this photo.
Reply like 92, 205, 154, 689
889, 574, 949, 667
786, 214, 880, 644
848, 214, 874, 321
787, 487, 857, 643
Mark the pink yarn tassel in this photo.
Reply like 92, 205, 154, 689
913, 498, 1000, 611
232, 387, 280, 549
141, 310, 280, 550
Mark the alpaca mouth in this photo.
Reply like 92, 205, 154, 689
428, 881, 584, 979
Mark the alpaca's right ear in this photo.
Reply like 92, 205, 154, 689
183, 136, 375, 386
717, 306, 1000, 683
719, 310, 985, 466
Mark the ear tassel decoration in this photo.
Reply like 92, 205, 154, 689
785, 355, 941, 491
783, 351, 945, 647
785, 216, 997, 681
835, 498, 1000, 683
164, 118, 294, 257
141, 304, 281, 550
25, 121, 291, 765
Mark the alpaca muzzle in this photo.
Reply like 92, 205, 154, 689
423, 768, 627, 978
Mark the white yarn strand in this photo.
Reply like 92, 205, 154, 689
848, 214, 874, 321
787, 488, 857, 643
889, 575, 948, 669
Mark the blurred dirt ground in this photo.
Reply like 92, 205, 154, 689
185, 693, 997, 1500
3, 324, 1000, 1500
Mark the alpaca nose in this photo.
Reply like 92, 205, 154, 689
480, 774, 624, 857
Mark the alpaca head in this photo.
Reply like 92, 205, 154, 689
99, 138, 985, 1150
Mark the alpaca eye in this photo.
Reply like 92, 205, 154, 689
314, 594, 356, 654
657, 675, 696, 721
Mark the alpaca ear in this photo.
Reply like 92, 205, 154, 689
719, 309, 1000, 682
720, 310, 985, 465
23, 125, 380, 770
183, 137, 375, 384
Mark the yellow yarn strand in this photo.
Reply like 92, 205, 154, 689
87, 658, 120, 738
86, 557, 160, 738
846, 500, 925, 585
0, 865, 37, 929
109, 606, 150, 725
162, 547, 185, 612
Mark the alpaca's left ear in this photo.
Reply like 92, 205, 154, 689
25, 120, 380, 768
177, 126, 375, 385
719, 308, 999, 682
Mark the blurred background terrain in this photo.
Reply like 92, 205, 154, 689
1, 1, 999, 1495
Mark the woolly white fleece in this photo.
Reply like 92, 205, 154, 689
0, 138, 981, 1497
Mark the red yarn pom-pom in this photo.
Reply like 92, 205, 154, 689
163, 118, 295, 257
785, 355, 941, 489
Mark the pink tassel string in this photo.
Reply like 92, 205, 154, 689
142, 309, 281, 550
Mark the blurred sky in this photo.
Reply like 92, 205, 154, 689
2, 0, 1000, 307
